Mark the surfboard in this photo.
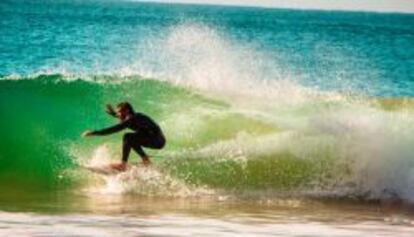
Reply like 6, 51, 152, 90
81, 165, 123, 175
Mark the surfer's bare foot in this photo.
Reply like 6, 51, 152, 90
110, 162, 127, 171
142, 157, 151, 166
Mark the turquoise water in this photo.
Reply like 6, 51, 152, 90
2, 0, 414, 95
1, 0, 414, 236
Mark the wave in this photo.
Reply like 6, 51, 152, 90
1, 23, 414, 203
1, 73, 414, 203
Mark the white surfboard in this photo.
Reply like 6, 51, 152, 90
81, 165, 122, 175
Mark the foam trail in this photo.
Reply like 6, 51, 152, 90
83, 146, 213, 197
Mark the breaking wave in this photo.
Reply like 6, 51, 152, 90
1, 23, 414, 203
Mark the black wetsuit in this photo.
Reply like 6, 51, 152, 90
91, 113, 166, 162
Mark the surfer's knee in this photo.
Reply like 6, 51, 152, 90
155, 136, 166, 149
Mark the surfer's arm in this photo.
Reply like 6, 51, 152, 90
91, 119, 130, 136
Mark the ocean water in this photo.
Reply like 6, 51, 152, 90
1, 0, 414, 236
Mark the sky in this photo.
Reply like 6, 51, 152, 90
139, 0, 414, 13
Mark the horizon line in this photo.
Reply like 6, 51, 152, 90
126, 0, 414, 14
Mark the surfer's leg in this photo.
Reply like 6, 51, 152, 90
108, 133, 135, 171
122, 133, 132, 163
130, 143, 148, 159
131, 144, 150, 165
123, 133, 144, 162
124, 133, 149, 163
140, 134, 166, 149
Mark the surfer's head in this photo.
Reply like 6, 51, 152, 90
116, 102, 134, 120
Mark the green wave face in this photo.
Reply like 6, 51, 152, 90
0, 76, 96, 188
0, 76, 172, 187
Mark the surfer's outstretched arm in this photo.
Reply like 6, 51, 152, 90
90, 119, 131, 136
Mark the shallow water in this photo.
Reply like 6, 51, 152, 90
0, 191, 413, 237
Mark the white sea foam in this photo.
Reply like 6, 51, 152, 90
81, 145, 212, 197
0, 211, 412, 237
162, 98, 414, 202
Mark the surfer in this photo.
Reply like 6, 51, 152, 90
82, 102, 166, 171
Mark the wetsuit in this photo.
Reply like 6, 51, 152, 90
91, 113, 166, 162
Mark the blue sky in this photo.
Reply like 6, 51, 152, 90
138, 0, 414, 13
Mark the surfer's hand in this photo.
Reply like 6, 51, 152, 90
105, 104, 116, 117
82, 130, 94, 137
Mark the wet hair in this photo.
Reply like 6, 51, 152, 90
116, 102, 134, 114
